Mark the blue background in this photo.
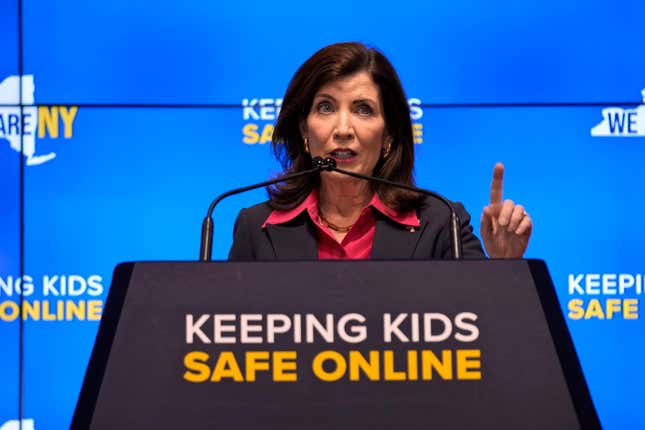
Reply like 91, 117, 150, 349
0, 0, 20, 425
1, 0, 644, 428
19, 0, 645, 105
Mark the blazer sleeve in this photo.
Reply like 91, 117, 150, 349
228, 208, 255, 261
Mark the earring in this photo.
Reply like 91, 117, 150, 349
383, 142, 392, 158
304, 137, 310, 154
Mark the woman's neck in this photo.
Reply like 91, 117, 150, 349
318, 176, 372, 219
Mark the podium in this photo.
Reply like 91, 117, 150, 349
72, 260, 600, 429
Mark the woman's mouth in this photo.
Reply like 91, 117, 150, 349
329, 149, 356, 162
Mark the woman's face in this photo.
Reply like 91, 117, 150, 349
302, 71, 389, 179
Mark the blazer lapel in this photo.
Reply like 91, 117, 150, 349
371, 214, 428, 259
264, 210, 428, 260
265, 217, 318, 260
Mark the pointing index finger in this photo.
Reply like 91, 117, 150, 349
490, 162, 505, 205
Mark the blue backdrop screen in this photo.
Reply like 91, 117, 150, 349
19, 0, 645, 104
1, 1, 644, 429
0, 0, 20, 426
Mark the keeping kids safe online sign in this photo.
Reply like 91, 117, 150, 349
182, 312, 482, 383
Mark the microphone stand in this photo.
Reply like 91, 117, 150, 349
200, 157, 463, 261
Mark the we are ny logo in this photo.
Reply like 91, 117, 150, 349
0, 75, 78, 166
591, 88, 645, 137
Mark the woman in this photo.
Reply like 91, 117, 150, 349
229, 42, 532, 260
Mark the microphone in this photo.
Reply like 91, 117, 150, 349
318, 157, 464, 259
199, 157, 330, 261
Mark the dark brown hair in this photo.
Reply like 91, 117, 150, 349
269, 42, 422, 212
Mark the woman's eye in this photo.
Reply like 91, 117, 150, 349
356, 104, 374, 116
317, 101, 334, 113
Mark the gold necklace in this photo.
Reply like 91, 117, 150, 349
318, 211, 354, 233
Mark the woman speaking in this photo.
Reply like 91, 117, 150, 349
228, 42, 532, 260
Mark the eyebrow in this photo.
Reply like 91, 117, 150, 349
314, 93, 378, 105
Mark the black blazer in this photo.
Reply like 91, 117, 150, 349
228, 195, 486, 260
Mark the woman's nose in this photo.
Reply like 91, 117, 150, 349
333, 110, 355, 141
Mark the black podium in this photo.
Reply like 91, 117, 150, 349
72, 260, 600, 429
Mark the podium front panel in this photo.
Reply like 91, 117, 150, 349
74, 260, 597, 429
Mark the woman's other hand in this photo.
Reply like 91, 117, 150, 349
480, 163, 533, 258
